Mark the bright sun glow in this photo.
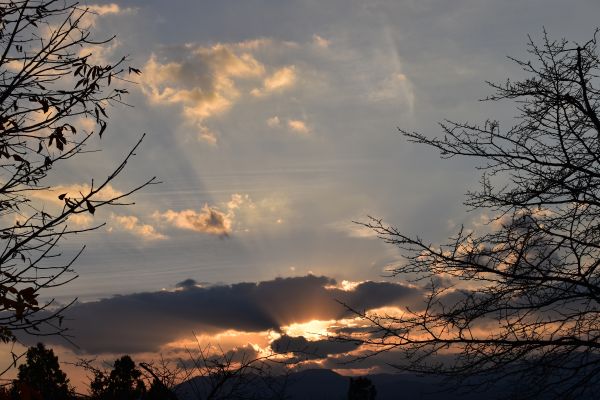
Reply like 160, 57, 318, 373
282, 319, 335, 340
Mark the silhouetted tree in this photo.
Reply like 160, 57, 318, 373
347, 30, 600, 399
11, 343, 73, 399
89, 356, 146, 400
144, 378, 177, 400
347, 377, 376, 400
0, 0, 154, 359
139, 362, 177, 400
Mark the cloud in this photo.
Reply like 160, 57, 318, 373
312, 34, 331, 48
267, 116, 281, 128
140, 40, 305, 143
79, 3, 135, 28
86, 4, 122, 16
251, 66, 297, 96
152, 193, 286, 237
34, 275, 422, 354
287, 119, 310, 134
78, 38, 123, 66
154, 206, 232, 237
110, 214, 166, 241
142, 43, 266, 141
263, 66, 297, 92
272, 335, 360, 360
31, 184, 124, 207
175, 279, 199, 289
68, 213, 94, 227
267, 116, 311, 135
198, 126, 218, 145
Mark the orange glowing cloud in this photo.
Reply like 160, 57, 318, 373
154, 206, 232, 236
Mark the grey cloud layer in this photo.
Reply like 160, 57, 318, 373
38, 275, 421, 354
271, 334, 361, 360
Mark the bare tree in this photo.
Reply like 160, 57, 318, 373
347, 30, 600, 399
0, 0, 154, 356
173, 338, 290, 400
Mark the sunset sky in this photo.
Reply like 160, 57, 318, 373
6, 0, 600, 388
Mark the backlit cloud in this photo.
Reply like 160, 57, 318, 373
142, 43, 267, 142
32, 275, 422, 354
86, 4, 121, 16
154, 206, 232, 237
110, 214, 166, 241
271, 334, 360, 360
251, 66, 297, 96
288, 119, 310, 134
152, 193, 287, 237
80, 3, 134, 28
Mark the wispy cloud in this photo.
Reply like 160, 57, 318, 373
251, 66, 297, 97
267, 116, 281, 127
312, 34, 331, 48
288, 119, 310, 134
110, 214, 166, 241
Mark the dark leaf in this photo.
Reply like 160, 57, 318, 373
99, 120, 107, 138
86, 200, 95, 214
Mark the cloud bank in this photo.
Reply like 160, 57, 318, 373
37, 275, 422, 354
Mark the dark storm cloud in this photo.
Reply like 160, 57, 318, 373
35, 275, 422, 354
175, 278, 199, 289
271, 335, 360, 360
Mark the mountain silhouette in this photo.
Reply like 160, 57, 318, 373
175, 368, 511, 399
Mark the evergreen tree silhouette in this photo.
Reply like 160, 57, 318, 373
90, 356, 146, 400
348, 377, 377, 400
12, 343, 72, 400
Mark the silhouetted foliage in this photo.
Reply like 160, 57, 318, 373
11, 343, 73, 399
347, 377, 376, 400
345, 30, 600, 399
138, 361, 178, 400
143, 337, 291, 400
144, 378, 177, 400
0, 0, 155, 362
89, 356, 146, 400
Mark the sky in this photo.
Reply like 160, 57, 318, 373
4, 0, 600, 389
